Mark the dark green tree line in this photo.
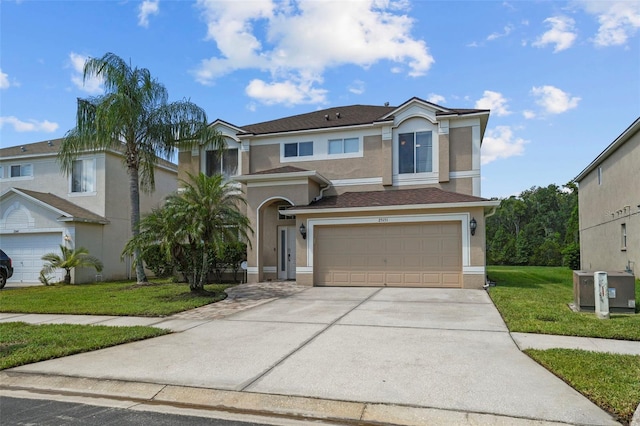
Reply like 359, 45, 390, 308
486, 183, 579, 268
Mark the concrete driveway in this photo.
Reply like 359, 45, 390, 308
10, 287, 618, 425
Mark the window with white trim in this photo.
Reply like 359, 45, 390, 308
10, 164, 32, 178
399, 131, 433, 174
206, 148, 238, 178
0, 166, 4, 178
621, 223, 627, 250
328, 137, 358, 155
71, 159, 95, 193
284, 142, 313, 158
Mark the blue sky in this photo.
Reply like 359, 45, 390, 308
1, 0, 638, 198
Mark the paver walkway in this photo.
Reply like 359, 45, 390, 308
170, 281, 306, 320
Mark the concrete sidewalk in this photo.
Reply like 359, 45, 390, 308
1, 286, 628, 425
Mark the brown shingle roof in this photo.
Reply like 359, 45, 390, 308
0, 139, 177, 171
237, 98, 489, 136
250, 166, 310, 175
293, 187, 490, 210
240, 105, 396, 135
15, 188, 109, 224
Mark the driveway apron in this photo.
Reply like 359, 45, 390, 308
11, 287, 616, 425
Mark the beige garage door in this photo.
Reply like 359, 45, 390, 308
315, 222, 461, 287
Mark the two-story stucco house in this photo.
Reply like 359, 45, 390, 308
0, 139, 177, 284
575, 117, 640, 279
179, 97, 499, 289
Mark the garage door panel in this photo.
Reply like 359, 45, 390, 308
2, 232, 63, 283
315, 222, 462, 287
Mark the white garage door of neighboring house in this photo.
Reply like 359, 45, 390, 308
315, 222, 462, 287
2, 233, 63, 283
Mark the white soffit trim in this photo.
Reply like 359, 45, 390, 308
235, 170, 331, 186
288, 200, 500, 215
331, 177, 383, 186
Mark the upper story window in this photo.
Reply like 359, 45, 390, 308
399, 131, 433, 174
72, 159, 95, 193
621, 223, 627, 250
284, 142, 313, 158
0, 166, 4, 178
328, 138, 358, 155
206, 148, 238, 178
10, 164, 32, 178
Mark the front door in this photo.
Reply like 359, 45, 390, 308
278, 226, 296, 280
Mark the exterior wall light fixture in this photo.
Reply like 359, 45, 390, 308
470, 217, 477, 236
299, 223, 307, 239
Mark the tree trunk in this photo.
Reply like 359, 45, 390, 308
64, 269, 71, 285
128, 160, 148, 283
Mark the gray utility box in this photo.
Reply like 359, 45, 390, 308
573, 271, 637, 313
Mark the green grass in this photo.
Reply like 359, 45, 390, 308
526, 349, 640, 425
0, 322, 169, 370
0, 279, 232, 316
487, 266, 640, 340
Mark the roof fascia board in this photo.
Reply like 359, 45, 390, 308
287, 200, 500, 215
236, 122, 384, 139
6, 188, 74, 218
380, 97, 449, 121
234, 171, 331, 186
574, 117, 640, 182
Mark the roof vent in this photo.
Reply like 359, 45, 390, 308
20, 146, 26, 152
47, 140, 54, 147
384, 102, 389, 107
324, 114, 330, 121
336, 112, 341, 119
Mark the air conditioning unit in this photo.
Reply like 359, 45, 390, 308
573, 271, 636, 314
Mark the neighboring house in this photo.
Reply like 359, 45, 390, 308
179, 97, 499, 289
575, 117, 640, 279
0, 139, 177, 283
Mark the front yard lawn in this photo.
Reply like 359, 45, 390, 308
488, 266, 640, 424
487, 266, 640, 340
0, 279, 232, 317
0, 322, 169, 370
526, 349, 640, 425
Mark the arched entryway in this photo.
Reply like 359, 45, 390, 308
256, 197, 296, 282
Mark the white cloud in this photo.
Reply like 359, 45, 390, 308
475, 90, 511, 116
481, 126, 527, 165
426, 93, 446, 105
0, 116, 59, 133
487, 24, 514, 41
69, 52, 103, 94
523, 110, 536, 119
0, 69, 10, 89
138, 0, 159, 28
577, 1, 640, 47
531, 85, 580, 114
194, 0, 433, 106
245, 78, 328, 106
348, 80, 365, 95
533, 16, 577, 52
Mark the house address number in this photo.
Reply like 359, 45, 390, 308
378, 217, 389, 223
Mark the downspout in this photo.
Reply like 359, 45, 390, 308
313, 183, 332, 202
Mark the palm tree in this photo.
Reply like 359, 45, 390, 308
58, 52, 224, 283
124, 173, 251, 292
41, 245, 103, 285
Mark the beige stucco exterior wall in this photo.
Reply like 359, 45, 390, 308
578, 130, 640, 278
449, 127, 473, 172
